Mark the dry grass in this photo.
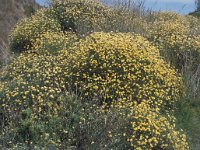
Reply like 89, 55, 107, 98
0, 0, 40, 67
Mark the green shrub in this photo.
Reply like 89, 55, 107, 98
190, 11, 200, 18
174, 97, 200, 149
0, 92, 80, 149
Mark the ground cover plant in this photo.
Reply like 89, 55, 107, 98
1, 0, 200, 149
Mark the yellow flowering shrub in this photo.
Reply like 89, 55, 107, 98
126, 102, 189, 150
1, 32, 183, 123
0, 1, 192, 148
51, 0, 111, 35
147, 12, 200, 70
151, 12, 200, 34
32, 31, 76, 53
10, 8, 62, 53
66, 32, 182, 107
9, 0, 113, 54
93, 101, 189, 149
185, 15, 200, 34
150, 12, 186, 22
0, 51, 68, 121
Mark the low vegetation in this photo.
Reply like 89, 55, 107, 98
1, 0, 200, 149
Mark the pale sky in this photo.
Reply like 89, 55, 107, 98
145, 0, 196, 14
36, 0, 196, 14
151, 0, 192, 2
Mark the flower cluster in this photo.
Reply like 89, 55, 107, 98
0, 51, 68, 121
0, 31, 187, 149
1, 1, 192, 149
10, 8, 62, 53
66, 32, 182, 107
147, 12, 200, 70
51, 0, 112, 35
127, 102, 189, 150
32, 31, 76, 53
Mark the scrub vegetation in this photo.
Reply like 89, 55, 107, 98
1, 0, 200, 149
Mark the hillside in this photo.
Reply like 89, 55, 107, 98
1, 0, 200, 149
0, 0, 40, 65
